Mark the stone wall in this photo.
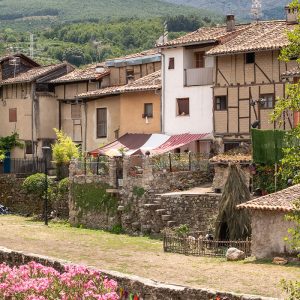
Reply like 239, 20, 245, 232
251, 210, 296, 259
0, 174, 69, 219
68, 157, 216, 234
0, 246, 276, 300
212, 164, 251, 192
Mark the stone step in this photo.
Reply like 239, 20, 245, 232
167, 221, 176, 227
143, 203, 160, 209
155, 209, 166, 215
161, 215, 172, 221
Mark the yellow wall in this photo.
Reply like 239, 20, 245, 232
85, 96, 121, 151
119, 91, 161, 135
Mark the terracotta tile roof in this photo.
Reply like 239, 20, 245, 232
207, 21, 295, 56
0, 53, 40, 67
210, 153, 252, 164
0, 63, 69, 85
50, 64, 109, 83
105, 49, 160, 62
282, 66, 300, 78
78, 70, 161, 99
158, 24, 251, 48
237, 184, 300, 212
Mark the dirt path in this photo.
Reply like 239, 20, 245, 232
0, 215, 299, 298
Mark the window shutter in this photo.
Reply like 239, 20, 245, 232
9, 108, 17, 122
97, 108, 107, 138
71, 104, 82, 119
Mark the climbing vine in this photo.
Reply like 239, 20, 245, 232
72, 183, 118, 216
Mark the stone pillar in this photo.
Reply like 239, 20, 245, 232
69, 158, 77, 179
142, 156, 154, 188
108, 157, 117, 188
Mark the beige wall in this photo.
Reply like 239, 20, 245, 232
251, 210, 296, 259
213, 51, 298, 141
0, 83, 60, 158
109, 62, 161, 86
85, 96, 121, 151
119, 91, 161, 135
37, 95, 58, 139
55, 81, 98, 100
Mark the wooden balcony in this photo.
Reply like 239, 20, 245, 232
184, 67, 214, 86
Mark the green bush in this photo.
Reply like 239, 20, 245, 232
22, 173, 51, 196
110, 224, 125, 235
58, 178, 69, 194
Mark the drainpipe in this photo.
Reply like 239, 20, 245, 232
160, 51, 166, 134
31, 82, 36, 159
84, 101, 87, 153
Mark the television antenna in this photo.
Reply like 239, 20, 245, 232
9, 56, 20, 78
251, 0, 262, 22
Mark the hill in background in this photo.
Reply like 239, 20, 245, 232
0, 0, 219, 30
162, 0, 289, 20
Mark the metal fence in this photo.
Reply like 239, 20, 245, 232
163, 234, 251, 258
0, 158, 45, 175
74, 157, 109, 176
151, 153, 209, 173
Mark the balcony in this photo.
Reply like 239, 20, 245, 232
184, 67, 213, 86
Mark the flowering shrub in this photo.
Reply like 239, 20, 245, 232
0, 262, 119, 300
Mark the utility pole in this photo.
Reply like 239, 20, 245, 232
30, 33, 34, 58
251, 0, 262, 22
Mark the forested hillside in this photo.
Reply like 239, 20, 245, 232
162, 0, 289, 20
0, 15, 218, 66
0, 0, 219, 30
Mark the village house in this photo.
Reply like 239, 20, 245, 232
158, 17, 253, 154
0, 54, 74, 159
158, 7, 298, 153
51, 49, 161, 152
76, 71, 161, 151
237, 184, 300, 259
208, 8, 298, 151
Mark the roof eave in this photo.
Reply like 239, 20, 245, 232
158, 39, 218, 49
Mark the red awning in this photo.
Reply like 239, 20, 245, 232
152, 133, 210, 154
89, 133, 151, 156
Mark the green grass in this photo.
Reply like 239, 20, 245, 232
0, 215, 299, 298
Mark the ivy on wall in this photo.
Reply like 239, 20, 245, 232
72, 183, 118, 216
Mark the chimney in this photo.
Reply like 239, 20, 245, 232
226, 15, 235, 32
286, 6, 298, 24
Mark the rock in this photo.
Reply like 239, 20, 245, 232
226, 247, 246, 261
273, 257, 288, 265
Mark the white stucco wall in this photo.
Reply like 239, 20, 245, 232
162, 47, 214, 135
251, 210, 296, 259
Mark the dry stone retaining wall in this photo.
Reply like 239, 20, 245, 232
0, 174, 69, 219
0, 246, 277, 300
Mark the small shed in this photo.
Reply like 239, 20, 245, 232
237, 185, 300, 259
210, 153, 252, 193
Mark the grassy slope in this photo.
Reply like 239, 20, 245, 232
0, 215, 299, 298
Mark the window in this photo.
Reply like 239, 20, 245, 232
25, 141, 34, 155
168, 57, 175, 70
260, 94, 274, 109
245, 52, 255, 64
195, 52, 205, 68
177, 98, 189, 116
71, 104, 81, 119
9, 108, 17, 122
215, 96, 227, 111
96, 108, 107, 138
126, 69, 134, 83
143, 103, 153, 118
224, 142, 240, 152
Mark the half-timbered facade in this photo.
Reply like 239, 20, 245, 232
208, 17, 298, 150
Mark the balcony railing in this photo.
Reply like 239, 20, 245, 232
184, 67, 214, 86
